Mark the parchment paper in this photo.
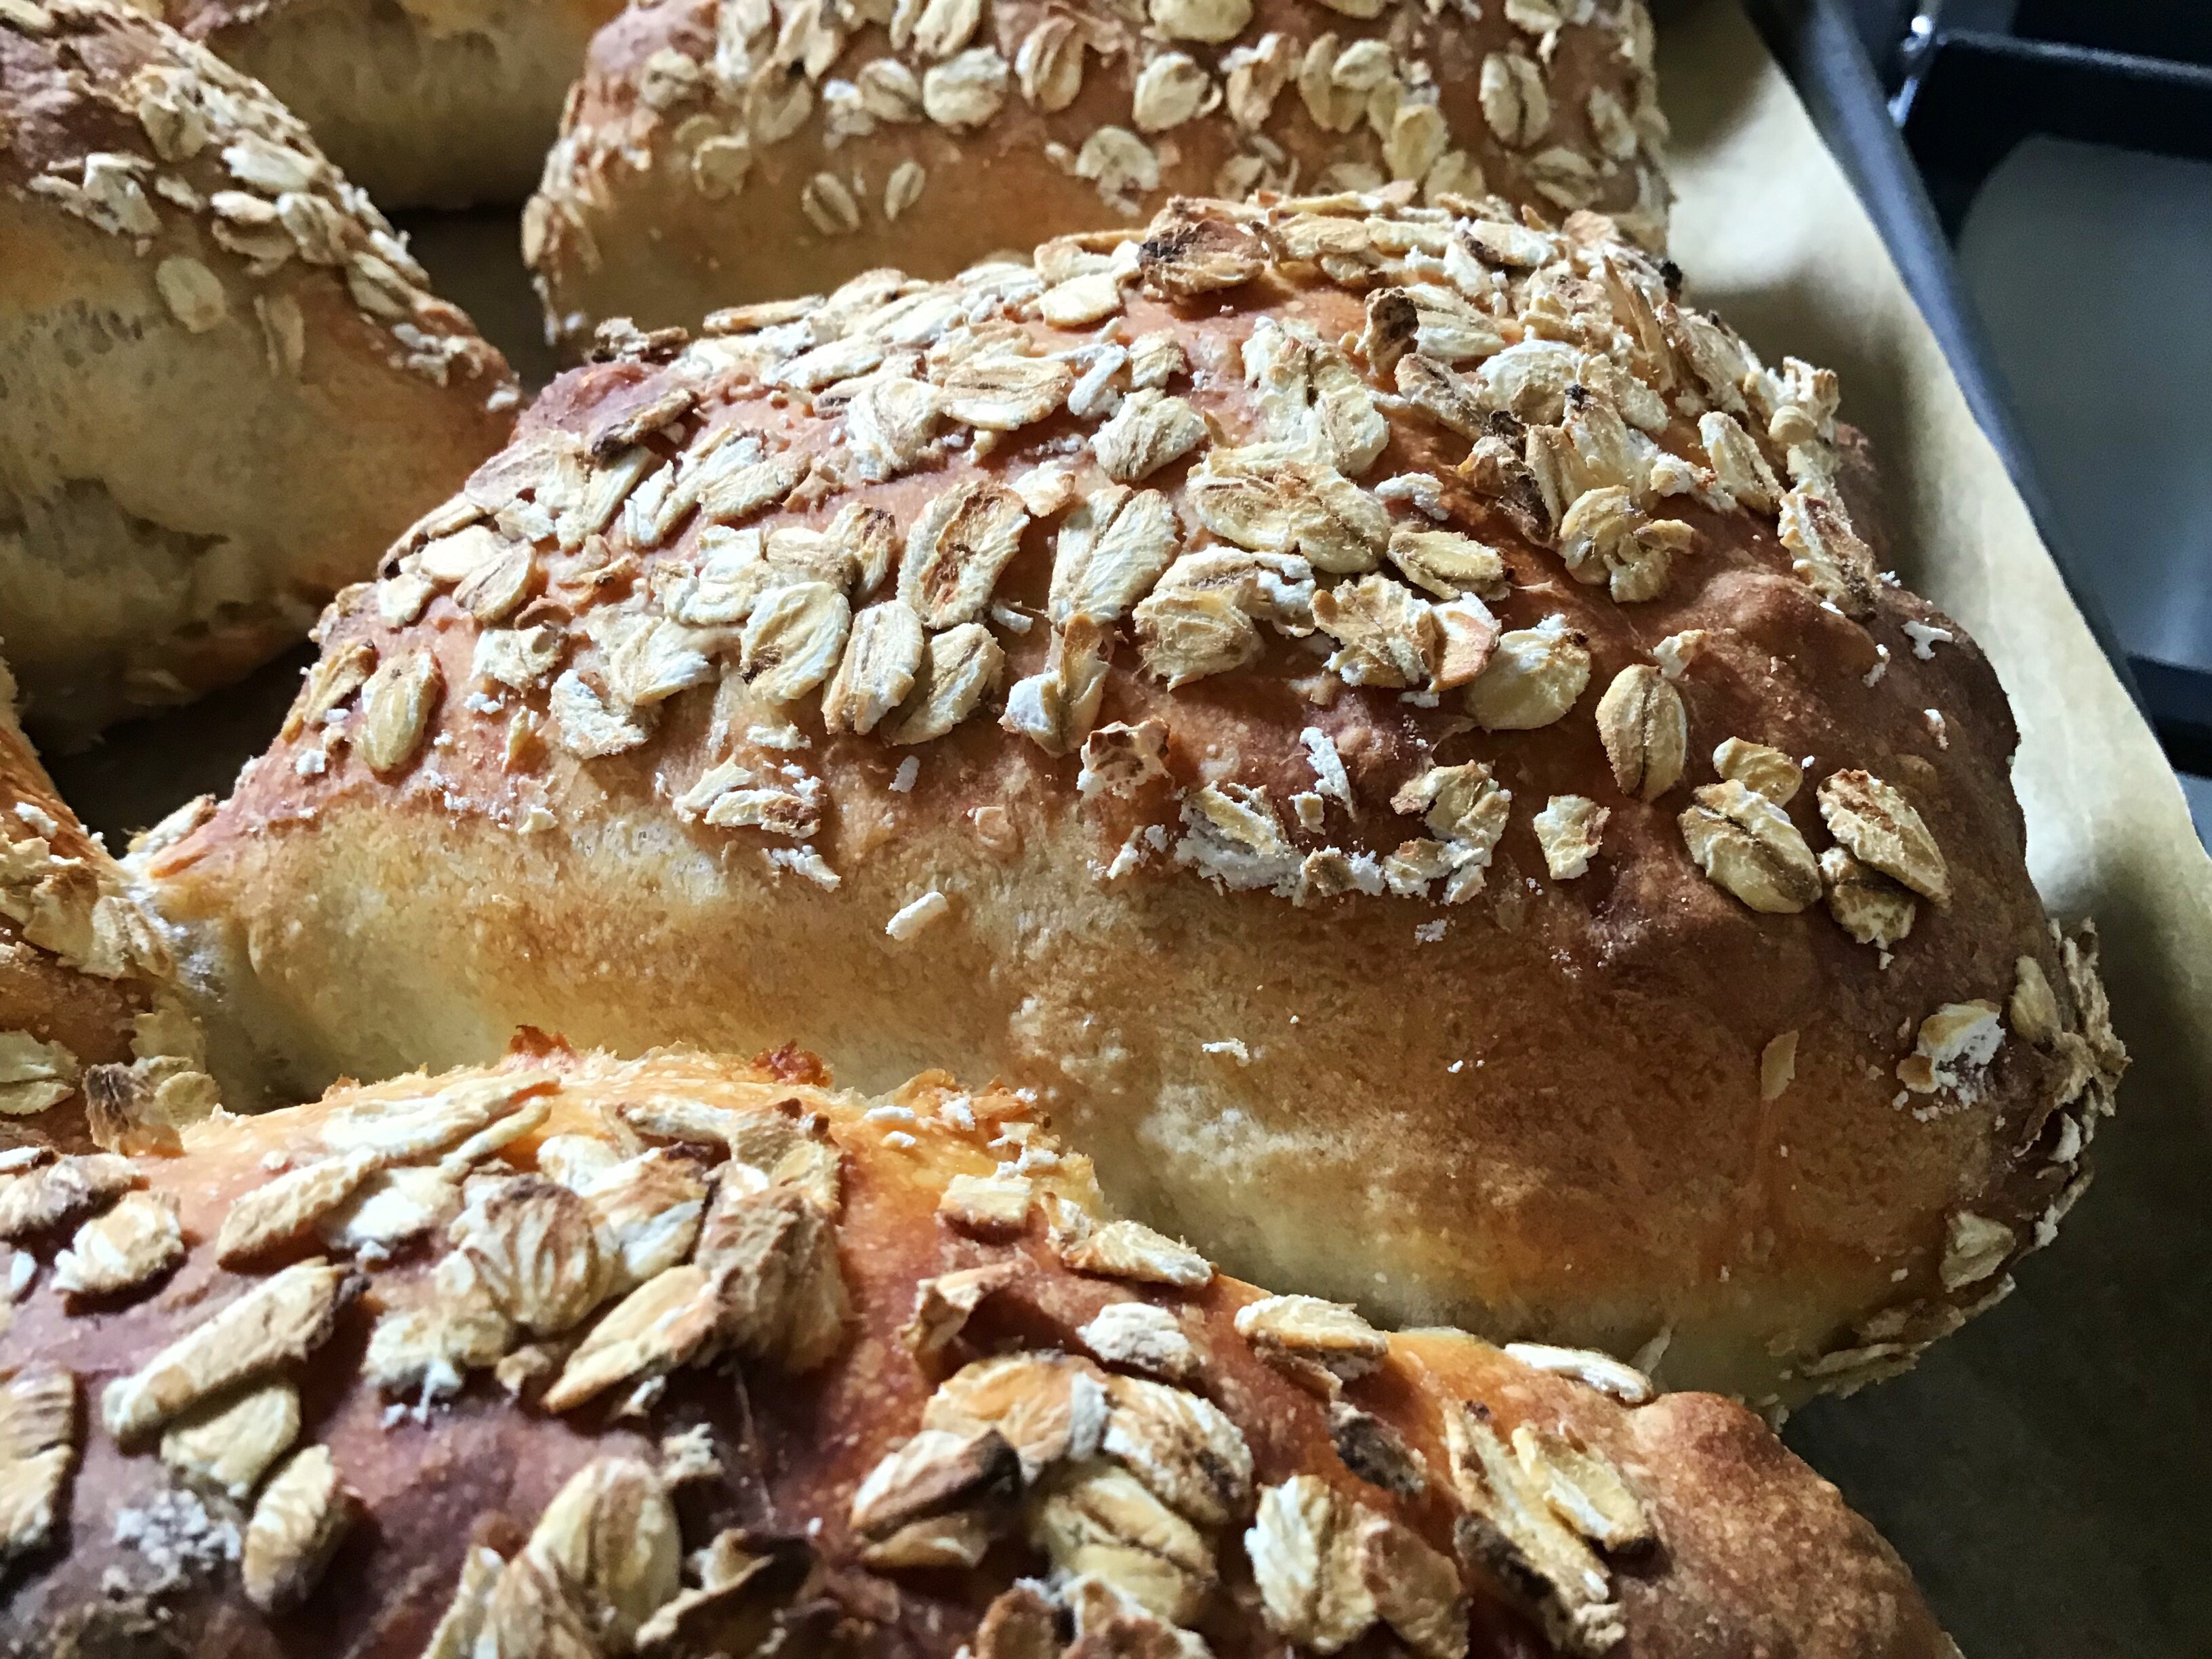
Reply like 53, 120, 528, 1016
1656, 6, 2212, 1653
39, 5, 2212, 1650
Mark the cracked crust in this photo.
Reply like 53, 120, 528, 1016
527, 0, 1668, 349
140, 193, 2126, 1406
0, 0, 516, 743
0, 1042, 1954, 1658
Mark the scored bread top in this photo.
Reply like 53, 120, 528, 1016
0, 654, 216, 1155
526, 0, 1666, 342
143, 191, 2125, 1404
0, 1042, 1954, 1658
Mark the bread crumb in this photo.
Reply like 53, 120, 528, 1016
885, 890, 950, 941
1902, 621, 1952, 659
1863, 644, 1889, 686
1201, 1039, 1252, 1066
890, 756, 920, 793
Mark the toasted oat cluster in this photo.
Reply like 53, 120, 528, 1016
357, 192, 1954, 941
527, 0, 1667, 340
0, 1046, 1956, 1656
0, 659, 216, 1153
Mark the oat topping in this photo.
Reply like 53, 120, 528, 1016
0, 1366, 75, 1561
1680, 781, 1820, 915
104, 1258, 355, 1441
262, 186, 1979, 969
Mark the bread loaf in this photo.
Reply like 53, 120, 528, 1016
0, 0, 516, 745
0, 1041, 1958, 1656
1, 649, 216, 1157
525, 0, 1667, 350
163, 0, 625, 209
140, 192, 2127, 1406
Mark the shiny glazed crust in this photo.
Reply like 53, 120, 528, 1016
141, 194, 2127, 1406
0, 653, 216, 1155
526, 0, 1667, 348
0, 0, 516, 743
0, 1044, 1957, 1658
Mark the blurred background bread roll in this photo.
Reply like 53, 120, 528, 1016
525, 0, 1668, 349
0, 0, 516, 745
161, 0, 627, 209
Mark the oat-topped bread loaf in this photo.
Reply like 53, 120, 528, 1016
0, 1042, 1957, 1656
0, 0, 516, 745
159, 0, 625, 208
526, 0, 1666, 350
1, 648, 217, 1155
140, 192, 2127, 1405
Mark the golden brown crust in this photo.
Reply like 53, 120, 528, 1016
0, 1044, 1953, 1657
0, 654, 215, 1159
142, 194, 2127, 1406
0, 0, 517, 743
525, 0, 1666, 348
158, 0, 626, 209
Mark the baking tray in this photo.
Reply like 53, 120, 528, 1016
37, 5, 2212, 1654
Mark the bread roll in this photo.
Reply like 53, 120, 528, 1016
0, 1042, 1957, 1656
0, 649, 216, 1155
140, 192, 2128, 1406
525, 0, 1667, 350
0, 0, 517, 745
162, 0, 624, 209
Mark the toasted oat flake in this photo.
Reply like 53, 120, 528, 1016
939, 1172, 1034, 1235
540, 1264, 719, 1412
1092, 390, 1206, 483
104, 1258, 353, 1441
1898, 1001, 2003, 1099
160, 1381, 300, 1500
155, 255, 227, 333
0, 1152, 137, 1242
1820, 847, 1917, 949
823, 600, 926, 735
217, 1149, 383, 1265
1149, 0, 1250, 43
1680, 781, 1820, 914
454, 1176, 609, 1337
1940, 1211, 2013, 1291
523, 1456, 682, 1647
1511, 1424, 1652, 1552
1078, 1302, 1197, 1380
2009, 956, 2063, 1046
886, 889, 951, 941
882, 623, 1004, 745
851, 1422, 1021, 1538
0, 1367, 75, 1561
1050, 1200, 1212, 1287
1760, 1031, 1798, 1101
1029, 1458, 1214, 1623
1479, 52, 1550, 147
1817, 770, 1949, 904
1501, 1343, 1655, 1405
903, 1262, 1023, 1359
1531, 795, 1607, 881
1713, 738, 1801, 805
356, 649, 441, 773
1595, 665, 1686, 801
240, 1443, 356, 1610
1447, 1405, 1620, 1656
1465, 616, 1589, 731
1235, 1294, 1389, 1378
54, 1188, 183, 1297
922, 46, 1010, 129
